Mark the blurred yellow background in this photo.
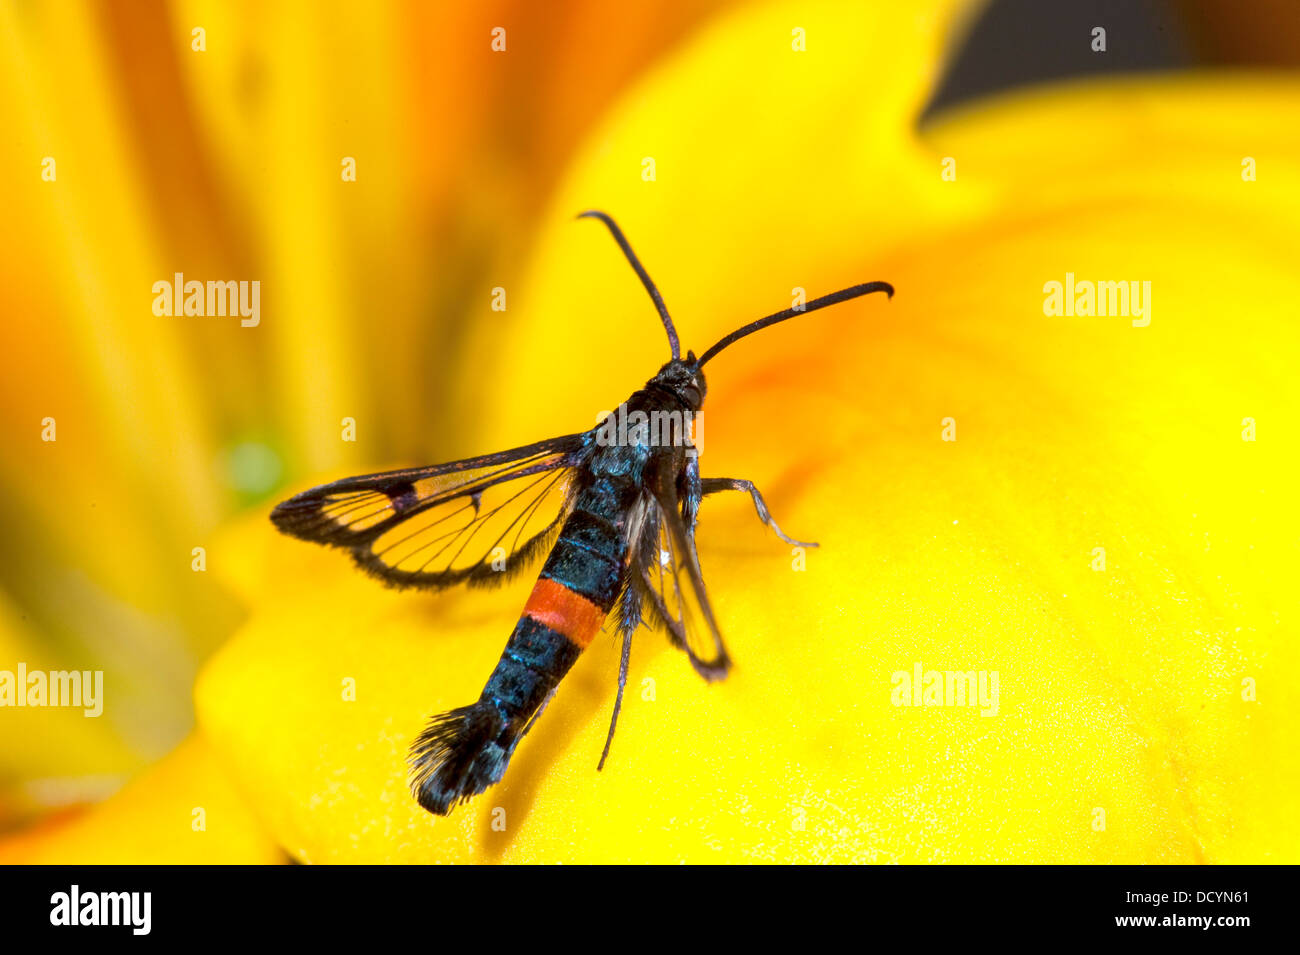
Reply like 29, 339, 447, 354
2, 0, 1297, 862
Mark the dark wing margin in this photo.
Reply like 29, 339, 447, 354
270, 433, 589, 590
632, 466, 731, 681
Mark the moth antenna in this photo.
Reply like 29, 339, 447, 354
578, 210, 681, 360
694, 281, 894, 368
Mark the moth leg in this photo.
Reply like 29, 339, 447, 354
521, 687, 557, 736
598, 583, 642, 771
700, 477, 818, 548
679, 451, 703, 544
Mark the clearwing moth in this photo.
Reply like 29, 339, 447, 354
271, 212, 893, 815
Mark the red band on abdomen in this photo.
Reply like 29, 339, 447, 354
523, 578, 607, 649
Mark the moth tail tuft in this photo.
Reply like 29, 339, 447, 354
409, 701, 510, 816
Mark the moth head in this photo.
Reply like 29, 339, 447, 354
653, 353, 707, 410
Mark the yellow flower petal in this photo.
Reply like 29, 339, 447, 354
22, 0, 1289, 862
0, 593, 137, 828
191, 0, 1300, 863
0, 734, 282, 864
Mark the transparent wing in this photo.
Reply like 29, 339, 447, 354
634, 470, 731, 680
271, 433, 589, 590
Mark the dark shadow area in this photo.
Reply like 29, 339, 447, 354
923, 0, 1194, 122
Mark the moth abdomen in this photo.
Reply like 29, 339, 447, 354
409, 699, 509, 815
408, 483, 637, 813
